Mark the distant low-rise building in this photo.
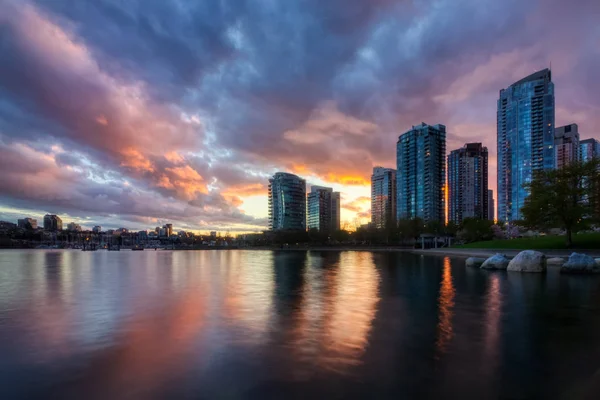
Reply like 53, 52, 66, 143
67, 222, 82, 232
17, 218, 37, 230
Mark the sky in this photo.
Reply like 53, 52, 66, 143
0, 0, 599, 233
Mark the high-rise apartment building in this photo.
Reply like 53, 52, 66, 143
268, 172, 306, 231
448, 143, 488, 223
397, 123, 446, 223
307, 186, 339, 233
43, 214, 63, 231
580, 138, 600, 162
497, 69, 555, 222
555, 124, 579, 168
488, 190, 495, 222
371, 167, 396, 229
92, 226, 102, 233
331, 192, 341, 232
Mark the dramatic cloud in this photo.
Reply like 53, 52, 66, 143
0, 0, 599, 231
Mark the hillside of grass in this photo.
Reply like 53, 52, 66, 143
453, 233, 600, 250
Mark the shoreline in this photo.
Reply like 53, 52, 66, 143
3, 247, 600, 258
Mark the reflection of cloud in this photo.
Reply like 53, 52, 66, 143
289, 251, 380, 374
435, 257, 455, 357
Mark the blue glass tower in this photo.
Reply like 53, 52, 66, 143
396, 123, 446, 223
371, 167, 396, 229
268, 172, 306, 231
497, 69, 555, 222
580, 138, 600, 163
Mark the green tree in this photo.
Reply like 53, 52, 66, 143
459, 218, 493, 243
521, 161, 598, 247
397, 218, 425, 243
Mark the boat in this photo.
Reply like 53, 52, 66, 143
132, 245, 144, 251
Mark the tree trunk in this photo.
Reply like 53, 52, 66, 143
566, 228, 573, 248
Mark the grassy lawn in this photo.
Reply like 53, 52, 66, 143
453, 233, 600, 250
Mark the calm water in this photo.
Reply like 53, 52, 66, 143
1, 250, 600, 399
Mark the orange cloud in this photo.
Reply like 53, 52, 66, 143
120, 148, 155, 172
222, 183, 267, 197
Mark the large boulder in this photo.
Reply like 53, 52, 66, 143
561, 253, 600, 274
507, 250, 546, 273
466, 257, 486, 268
547, 257, 566, 266
480, 254, 510, 270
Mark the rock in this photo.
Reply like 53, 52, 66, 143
547, 257, 565, 266
466, 257, 486, 268
561, 253, 600, 274
507, 250, 546, 273
480, 253, 510, 270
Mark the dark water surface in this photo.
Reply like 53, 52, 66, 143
1, 250, 600, 399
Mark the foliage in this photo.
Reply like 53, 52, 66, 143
458, 218, 494, 243
521, 160, 599, 247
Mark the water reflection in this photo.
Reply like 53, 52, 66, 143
435, 257, 455, 357
2, 250, 600, 398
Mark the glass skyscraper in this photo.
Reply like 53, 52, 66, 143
580, 138, 600, 162
448, 143, 488, 224
497, 69, 555, 222
307, 185, 340, 233
268, 172, 306, 231
371, 167, 396, 229
396, 123, 446, 223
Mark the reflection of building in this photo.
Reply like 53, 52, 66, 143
371, 167, 396, 229
497, 69, 555, 222
18, 217, 37, 229
397, 123, 446, 223
580, 138, 600, 162
268, 172, 306, 231
554, 124, 579, 168
488, 190, 495, 221
307, 186, 340, 233
448, 143, 488, 223
43, 214, 63, 231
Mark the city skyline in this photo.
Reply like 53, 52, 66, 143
1, 1, 599, 231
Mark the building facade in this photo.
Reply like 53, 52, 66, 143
488, 190, 495, 221
268, 172, 307, 231
448, 143, 489, 224
580, 138, 600, 162
371, 167, 396, 229
92, 226, 102, 233
331, 192, 341, 232
397, 123, 446, 223
555, 124, 579, 168
67, 222, 82, 232
43, 214, 63, 231
497, 69, 555, 222
17, 218, 37, 229
307, 186, 339, 233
